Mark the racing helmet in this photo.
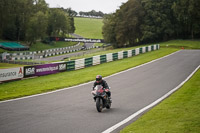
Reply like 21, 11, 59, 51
96, 75, 102, 83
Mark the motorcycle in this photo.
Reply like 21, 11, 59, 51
91, 85, 111, 112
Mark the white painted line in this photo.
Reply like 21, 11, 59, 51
0, 50, 181, 104
102, 64, 200, 133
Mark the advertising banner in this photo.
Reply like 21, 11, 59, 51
0, 67, 24, 82
57, 62, 67, 72
49, 37, 104, 43
35, 64, 59, 76
24, 63, 67, 77
24, 66, 36, 77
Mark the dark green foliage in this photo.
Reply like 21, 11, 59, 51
115, 0, 144, 47
79, 10, 105, 17
0, 0, 76, 45
0, 0, 34, 41
103, 0, 144, 48
102, 0, 200, 48
172, 0, 200, 39
47, 8, 71, 37
141, 0, 175, 42
102, 14, 117, 47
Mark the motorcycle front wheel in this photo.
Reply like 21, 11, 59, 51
96, 97, 103, 112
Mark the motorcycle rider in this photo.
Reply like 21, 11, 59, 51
93, 75, 112, 101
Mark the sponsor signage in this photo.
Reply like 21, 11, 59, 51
49, 37, 104, 43
35, 64, 59, 76
0, 67, 24, 82
58, 63, 67, 71
24, 66, 36, 77
24, 63, 67, 77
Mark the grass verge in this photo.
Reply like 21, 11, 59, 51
120, 68, 200, 133
160, 40, 200, 49
0, 63, 25, 69
29, 41, 77, 51
0, 48, 178, 101
74, 17, 103, 39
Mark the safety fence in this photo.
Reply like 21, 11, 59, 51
0, 44, 159, 82
2, 43, 82, 61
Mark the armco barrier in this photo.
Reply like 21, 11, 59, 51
123, 51, 128, 58
5, 43, 82, 61
135, 48, 139, 55
131, 49, 135, 56
100, 55, 107, 64
24, 62, 66, 77
93, 55, 100, 65
113, 53, 118, 61
106, 53, 113, 62
0, 44, 159, 82
85, 57, 93, 67
128, 50, 132, 57
75, 59, 85, 70
118, 51, 123, 60
0, 67, 24, 82
66, 61, 75, 71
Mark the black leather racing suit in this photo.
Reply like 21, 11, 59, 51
93, 80, 111, 97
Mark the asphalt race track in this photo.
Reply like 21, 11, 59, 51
0, 50, 200, 133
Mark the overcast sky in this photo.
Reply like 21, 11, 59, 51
45, 0, 129, 14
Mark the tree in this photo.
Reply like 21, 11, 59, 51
102, 0, 200, 47
140, 0, 175, 42
79, 10, 105, 17
0, 0, 76, 45
47, 9, 71, 37
26, 11, 48, 45
64, 8, 77, 17
102, 14, 117, 47
63, 8, 76, 33
172, 0, 200, 39
116, 0, 144, 46
103, 0, 144, 47
33, 0, 48, 13
0, 0, 7, 38
0, 0, 33, 40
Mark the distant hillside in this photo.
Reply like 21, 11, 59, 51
74, 17, 103, 39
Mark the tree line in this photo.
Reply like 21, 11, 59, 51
0, 0, 75, 45
102, 0, 200, 48
79, 10, 104, 17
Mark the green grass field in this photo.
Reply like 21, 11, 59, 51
160, 40, 200, 49
0, 48, 7, 53
29, 41, 77, 51
74, 17, 103, 39
121, 68, 200, 133
0, 63, 24, 69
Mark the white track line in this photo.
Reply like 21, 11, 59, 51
0, 50, 181, 104
102, 64, 200, 133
